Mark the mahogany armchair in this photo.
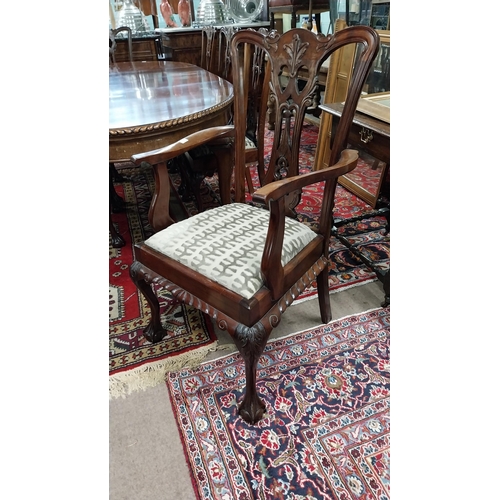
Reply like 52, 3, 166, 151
129, 26, 380, 424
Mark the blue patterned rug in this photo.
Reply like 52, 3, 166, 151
167, 307, 390, 499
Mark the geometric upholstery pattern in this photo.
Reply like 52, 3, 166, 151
145, 203, 317, 299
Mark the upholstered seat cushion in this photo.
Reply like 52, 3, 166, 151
144, 203, 317, 299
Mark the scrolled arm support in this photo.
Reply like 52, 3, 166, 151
131, 126, 234, 166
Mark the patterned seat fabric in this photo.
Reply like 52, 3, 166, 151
245, 137, 256, 149
145, 203, 317, 299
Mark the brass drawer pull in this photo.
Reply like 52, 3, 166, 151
359, 127, 373, 144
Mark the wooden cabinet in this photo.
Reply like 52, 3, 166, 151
161, 30, 202, 66
159, 22, 270, 66
114, 36, 162, 62
320, 103, 389, 208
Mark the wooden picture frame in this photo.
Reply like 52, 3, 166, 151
356, 91, 390, 123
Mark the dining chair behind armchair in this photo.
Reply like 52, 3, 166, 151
176, 25, 235, 212
129, 26, 380, 424
179, 25, 268, 212
184, 25, 270, 209
200, 24, 239, 81
109, 26, 133, 64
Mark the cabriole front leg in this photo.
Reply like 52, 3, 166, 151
129, 261, 168, 343
233, 323, 270, 424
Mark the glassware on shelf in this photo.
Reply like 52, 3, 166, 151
227, 0, 264, 23
196, 0, 227, 25
114, 0, 150, 32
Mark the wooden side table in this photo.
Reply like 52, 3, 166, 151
319, 102, 390, 307
319, 102, 389, 209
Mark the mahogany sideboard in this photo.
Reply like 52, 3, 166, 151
158, 22, 270, 66
113, 33, 163, 62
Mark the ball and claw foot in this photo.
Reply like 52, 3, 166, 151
143, 322, 168, 344
111, 233, 126, 248
238, 394, 266, 424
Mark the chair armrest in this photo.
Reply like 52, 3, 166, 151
257, 149, 358, 300
252, 149, 358, 204
131, 126, 235, 166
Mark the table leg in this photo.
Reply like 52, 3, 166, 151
110, 174, 125, 213
110, 203, 125, 248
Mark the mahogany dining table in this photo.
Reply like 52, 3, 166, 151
109, 60, 234, 232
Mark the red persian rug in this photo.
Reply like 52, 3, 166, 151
167, 307, 390, 500
109, 168, 218, 399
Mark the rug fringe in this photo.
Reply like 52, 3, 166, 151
215, 343, 236, 351
109, 342, 218, 400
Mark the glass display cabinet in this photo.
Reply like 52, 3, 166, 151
370, 0, 390, 30
334, 0, 390, 30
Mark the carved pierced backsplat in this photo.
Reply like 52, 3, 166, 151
200, 26, 217, 73
245, 42, 267, 149
261, 32, 335, 190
